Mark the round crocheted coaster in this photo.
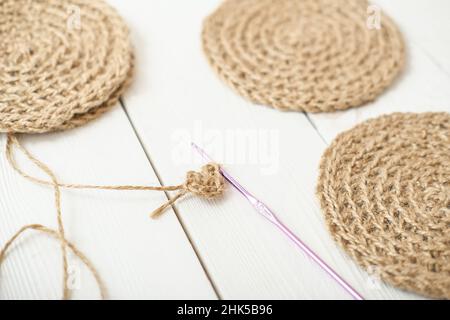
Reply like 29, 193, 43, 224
317, 112, 450, 298
202, 0, 405, 112
0, 0, 133, 133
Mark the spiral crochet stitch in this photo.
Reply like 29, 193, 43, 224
317, 112, 450, 298
202, 0, 405, 112
0, 0, 133, 133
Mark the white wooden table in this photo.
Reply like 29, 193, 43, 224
1, 0, 449, 300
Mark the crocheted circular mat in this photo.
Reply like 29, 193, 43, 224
202, 0, 405, 112
317, 112, 450, 298
0, 0, 133, 133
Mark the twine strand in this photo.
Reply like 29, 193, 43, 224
1, 133, 225, 299
0, 224, 106, 299
5, 134, 70, 299
5, 134, 200, 217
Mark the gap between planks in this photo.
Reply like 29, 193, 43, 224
303, 112, 328, 145
119, 97, 223, 299
118, 98, 334, 299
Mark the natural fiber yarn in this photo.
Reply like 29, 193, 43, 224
1, 134, 225, 298
151, 163, 226, 218
0, 0, 134, 299
0, 0, 133, 133
0, 223, 107, 299
317, 112, 450, 298
202, 0, 405, 112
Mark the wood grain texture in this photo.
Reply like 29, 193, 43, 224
2, 0, 448, 300
308, 0, 450, 143
379, 0, 450, 74
0, 106, 216, 299
110, 0, 437, 299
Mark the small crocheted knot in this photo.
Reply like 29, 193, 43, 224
151, 163, 225, 218
184, 163, 225, 198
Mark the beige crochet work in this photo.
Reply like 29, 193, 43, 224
317, 112, 450, 299
3, 133, 225, 299
0, 0, 133, 133
202, 0, 405, 112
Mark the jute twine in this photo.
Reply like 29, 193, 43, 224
317, 112, 450, 298
202, 0, 405, 112
1, 134, 225, 299
0, 0, 134, 133
0, 0, 225, 299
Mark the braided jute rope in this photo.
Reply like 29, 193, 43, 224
1, 134, 225, 299
317, 112, 450, 299
202, 0, 405, 112
0, 0, 134, 133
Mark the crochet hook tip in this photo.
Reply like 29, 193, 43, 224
190, 142, 201, 151
191, 142, 214, 163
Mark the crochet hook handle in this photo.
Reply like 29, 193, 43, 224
220, 167, 364, 301
191, 142, 364, 300
260, 204, 364, 300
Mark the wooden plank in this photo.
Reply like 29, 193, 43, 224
309, 0, 450, 143
111, 0, 425, 299
378, 0, 450, 74
0, 105, 216, 299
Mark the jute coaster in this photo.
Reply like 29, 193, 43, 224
0, 0, 135, 299
317, 112, 450, 298
0, 0, 133, 133
202, 0, 405, 112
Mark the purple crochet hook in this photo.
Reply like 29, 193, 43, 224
191, 142, 364, 300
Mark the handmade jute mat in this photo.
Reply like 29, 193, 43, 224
0, 0, 134, 299
0, 0, 225, 300
317, 112, 450, 299
0, 0, 134, 133
202, 0, 405, 112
